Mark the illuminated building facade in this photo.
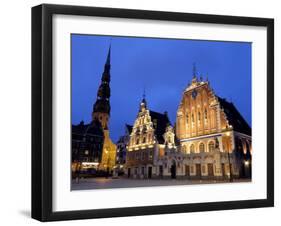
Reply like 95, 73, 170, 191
176, 68, 252, 179
125, 67, 252, 180
115, 124, 132, 174
125, 96, 179, 178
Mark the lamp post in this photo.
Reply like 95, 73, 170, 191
244, 147, 252, 178
104, 149, 110, 179
225, 132, 233, 182
227, 149, 233, 182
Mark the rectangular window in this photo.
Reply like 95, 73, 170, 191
149, 150, 153, 160
141, 167, 145, 175
141, 152, 144, 160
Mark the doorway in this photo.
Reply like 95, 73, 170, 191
159, 165, 163, 178
148, 167, 152, 179
127, 168, 131, 178
195, 164, 201, 179
171, 161, 176, 179
185, 165, 190, 177
221, 163, 225, 177
207, 163, 214, 177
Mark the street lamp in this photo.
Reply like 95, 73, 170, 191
227, 150, 233, 182
104, 149, 111, 179
226, 132, 233, 182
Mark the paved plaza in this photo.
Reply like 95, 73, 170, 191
71, 177, 251, 190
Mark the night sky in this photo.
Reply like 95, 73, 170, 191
71, 34, 252, 142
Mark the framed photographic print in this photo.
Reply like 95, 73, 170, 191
32, 4, 274, 221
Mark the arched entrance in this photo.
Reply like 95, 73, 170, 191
171, 160, 176, 179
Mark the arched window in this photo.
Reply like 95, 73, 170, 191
204, 108, 208, 119
198, 112, 201, 121
208, 141, 215, 152
167, 136, 171, 143
142, 136, 146, 144
191, 114, 194, 123
190, 144, 195, 153
199, 143, 205, 153
186, 113, 189, 123
143, 126, 147, 133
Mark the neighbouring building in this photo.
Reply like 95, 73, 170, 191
176, 69, 252, 180
115, 124, 133, 174
125, 96, 180, 179
71, 120, 104, 173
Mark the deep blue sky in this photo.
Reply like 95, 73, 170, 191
72, 34, 252, 142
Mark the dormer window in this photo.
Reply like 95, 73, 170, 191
153, 119, 157, 128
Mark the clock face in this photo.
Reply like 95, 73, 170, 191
192, 89, 197, 99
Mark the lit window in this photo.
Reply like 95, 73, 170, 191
190, 144, 195, 153
199, 143, 205, 153
204, 109, 208, 119
153, 119, 157, 127
149, 150, 153, 160
209, 141, 215, 152
182, 145, 186, 152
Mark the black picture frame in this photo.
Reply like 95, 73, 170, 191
32, 4, 274, 222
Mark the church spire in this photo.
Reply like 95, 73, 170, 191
92, 44, 112, 127
101, 44, 111, 84
105, 43, 111, 66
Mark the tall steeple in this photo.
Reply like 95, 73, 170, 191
92, 45, 112, 129
102, 43, 111, 83
92, 43, 117, 172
